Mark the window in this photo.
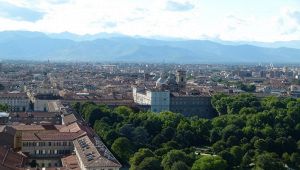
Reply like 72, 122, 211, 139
50, 150, 54, 154
23, 142, 28, 147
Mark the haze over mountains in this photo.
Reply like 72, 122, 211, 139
0, 31, 300, 63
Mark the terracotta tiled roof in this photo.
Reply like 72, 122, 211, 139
22, 131, 86, 141
62, 114, 78, 125
11, 125, 62, 131
61, 154, 80, 170
59, 122, 95, 138
0, 146, 26, 170
59, 122, 82, 133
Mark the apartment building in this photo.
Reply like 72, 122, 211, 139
21, 131, 85, 167
0, 92, 30, 112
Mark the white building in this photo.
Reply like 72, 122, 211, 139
33, 94, 61, 112
31, 87, 61, 112
133, 86, 170, 113
133, 86, 216, 118
0, 92, 30, 112
290, 85, 300, 98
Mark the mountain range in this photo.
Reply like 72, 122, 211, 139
0, 31, 300, 63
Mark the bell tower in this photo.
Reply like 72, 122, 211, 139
176, 70, 186, 88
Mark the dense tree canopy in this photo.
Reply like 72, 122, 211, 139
74, 93, 300, 169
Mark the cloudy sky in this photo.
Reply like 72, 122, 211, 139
0, 0, 299, 42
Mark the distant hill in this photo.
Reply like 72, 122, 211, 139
0, 31, 300, 63
215, 39, 300, 50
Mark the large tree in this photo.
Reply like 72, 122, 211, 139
254, 153, 285, 170
111, 137, 135, 163
161, 150, 193, 170
129, 148, 155, 170
136, 157, 162, 170
192, 155, 227, 170
171, 161, 190, 170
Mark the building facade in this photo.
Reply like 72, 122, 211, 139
21, 131, 84, 158
169, 95, 217, 118
33, 94, 61, 112
133, 87, 170, 112
0, 93, 30, 112
19, 125, 91, 168
133, 86, 216, 118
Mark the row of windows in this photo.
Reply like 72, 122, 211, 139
34, 149, 71, 155
23, 141, 72, 147
8, 106, 26, 112
170, 108, 210, 113
170, 101, 210, 105
0, 99, 28, 101
14, 117, 60, 120
36, 162, 60, 168
13, 117, 57, 120
0, 102, 28, 106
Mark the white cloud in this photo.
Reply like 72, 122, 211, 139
0, 1, 44, 22
166, 1, 195, 12
271, 7, 300, 40
0, 0, 299, 42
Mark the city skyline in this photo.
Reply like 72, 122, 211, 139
0, 0, 299, 42
1, 1, 300, 170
